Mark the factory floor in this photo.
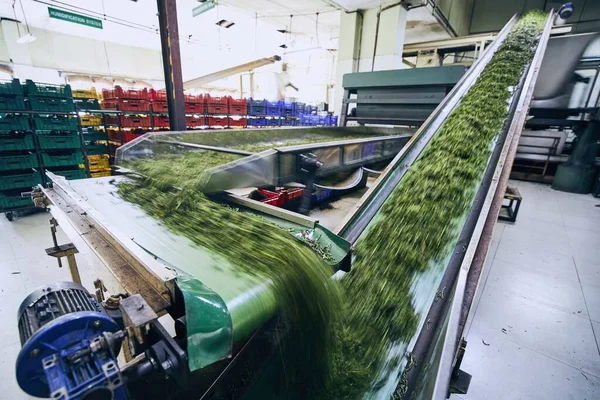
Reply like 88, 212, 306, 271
453, 181, 600, 400
0, 181, 598, 399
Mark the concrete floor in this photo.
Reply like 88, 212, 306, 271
0, 181, 598, 398
454, 181, 600, 400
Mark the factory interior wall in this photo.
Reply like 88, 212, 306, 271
0, 19, 336, 102
435, 0, 475, 36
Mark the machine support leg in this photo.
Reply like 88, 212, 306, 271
157, 0, 186, 131
340, 89, 350, 127
66, 254, 82, 284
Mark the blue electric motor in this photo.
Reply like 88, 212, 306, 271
16, 282, 127, 400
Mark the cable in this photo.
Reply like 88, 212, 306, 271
18, 0, 31, 34
12, 1, 22, 37
315, 12, 319, 47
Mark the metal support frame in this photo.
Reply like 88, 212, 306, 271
157, 0, 186, 131
498, 186, 522, 223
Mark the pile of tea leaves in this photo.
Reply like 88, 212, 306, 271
321, 11, 545, 399
118, 11, 544, 399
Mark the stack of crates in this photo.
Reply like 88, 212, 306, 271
34, 114, 85, 180
102, 86, 152, 131
72, 88, 101, 110
184, 94, 204, 114
206, 95, 229, 115
0, 108, 37, 218
24, 80, 75, 112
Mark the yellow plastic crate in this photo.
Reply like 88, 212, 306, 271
87, 154, 109, 162
72, 88, 98, 99
81, 115, 102, 127
88, 158, 110, 172
91, 168, 111, 178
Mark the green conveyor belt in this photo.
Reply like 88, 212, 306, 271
64, 176, 277, 369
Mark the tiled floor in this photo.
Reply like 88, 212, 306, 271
0, 181, 598, 399
454, 181, 600, 400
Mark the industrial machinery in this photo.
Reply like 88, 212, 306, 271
339, 65, 467, 127
14, 11, 554, 400
513, 31, 600, 187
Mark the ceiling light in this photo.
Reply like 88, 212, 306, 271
277, 29, 289, 34
279, 44, 288, 49
216, 20, 234, 28
16, 33, 36, 44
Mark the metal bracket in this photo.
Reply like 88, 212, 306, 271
45, 218, 81, 284
120, 294, 158, 347
448, 338, 471, 396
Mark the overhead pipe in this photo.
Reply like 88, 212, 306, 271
183, 56, 281, 90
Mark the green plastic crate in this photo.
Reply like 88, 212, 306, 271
0, 96, 25, 111
0, 134, 34, 151
0, 191, 33, 210
41, 151, 82, 167
28, 97, 75, 112
74, 99, 100, 111
48, 168, 86, 180
0, 153, 38, 171
0, 170, 42, 190
37, 135, 81, 150
0, 79, 23, 96
34, 116, 78, 133
0, 114, 30, 133
25, 80, 72, 99
85, 144, 108, 155
83, 131, 108, 144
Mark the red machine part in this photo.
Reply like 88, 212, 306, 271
257, 188, 304, 207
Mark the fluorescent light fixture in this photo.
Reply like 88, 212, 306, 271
16, 33, 36, 44
216, 19, 234, 28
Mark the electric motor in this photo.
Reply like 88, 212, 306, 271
15, 282, 125, 400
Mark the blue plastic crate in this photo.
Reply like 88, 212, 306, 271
299, 114, 311, 125
247, 117, 265, 127
266, 101, 281, 117
329, 115, 338, 126
247, 98, 266, 116
281, 101, 295, 117
267, 118, 280, 126
305, 105, 317, 115
281, 119, 295, 126
294, 102, 306, 116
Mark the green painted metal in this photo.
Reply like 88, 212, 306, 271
177, 274, 233, 370
342, 65, 467, 90
48, 7, 103, 29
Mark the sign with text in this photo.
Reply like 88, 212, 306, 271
192, 0, 216, 17
48, 7, 103, 29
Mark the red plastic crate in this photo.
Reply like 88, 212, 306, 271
107, 129, 121, 142
186, 116, 204, 127
152, 101, 169, 113
153, 116, 170, 128
258, 188, 304, 207
104, 115, 120, 126
102, 86, 149, 100
123, 131, 145, 143
207, 117, 228, 127
121, 116, 151, 128
206, 95, 229, 115
228, 117, 247, 127
185, 102, 204, 114
150, 89, 167, 101
229, 98, 247, 115
103, 99, 150, 112
207, 104, 228, 115
184, 93, 205, 104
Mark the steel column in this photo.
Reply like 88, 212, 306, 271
157, 0, 186, 131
